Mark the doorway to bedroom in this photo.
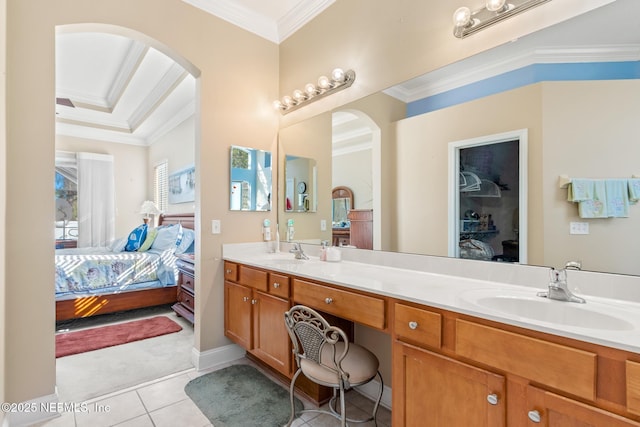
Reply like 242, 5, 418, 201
54, 24, 200, 401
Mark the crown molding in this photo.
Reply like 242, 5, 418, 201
278, 0, 336, 42
384, 44, 640, 103
182, 0, 278, 42
182, 0, 333, 43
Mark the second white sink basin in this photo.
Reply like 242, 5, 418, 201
459, 289, 634, 331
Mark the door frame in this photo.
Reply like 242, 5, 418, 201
447, 129, 528, 263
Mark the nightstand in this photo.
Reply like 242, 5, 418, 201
172, 254, 195, 324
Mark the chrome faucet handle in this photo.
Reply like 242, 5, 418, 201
564, 260, 582, 271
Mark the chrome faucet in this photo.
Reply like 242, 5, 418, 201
289, 242, 309, 260
537, 261, 585, 304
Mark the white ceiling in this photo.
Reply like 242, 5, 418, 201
55, 0, 334, 146
55, 0, 639, 147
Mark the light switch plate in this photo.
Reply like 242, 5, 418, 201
320, 219, 327, 231
569, 221, 589, 235
212, 219, 221, 234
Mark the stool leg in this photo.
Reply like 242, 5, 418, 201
287, 369, 302, 427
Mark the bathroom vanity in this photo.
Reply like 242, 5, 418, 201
223, 243, 640, 426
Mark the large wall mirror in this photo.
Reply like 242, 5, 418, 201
230, 145, 272, 211
277, 0, 640, 277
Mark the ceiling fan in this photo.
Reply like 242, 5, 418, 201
56, 97, 75, 108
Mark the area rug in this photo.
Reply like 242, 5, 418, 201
56, 315, 182, 358
185, 364, 303, 427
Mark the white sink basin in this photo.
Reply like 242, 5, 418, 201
459, 289, 634, 331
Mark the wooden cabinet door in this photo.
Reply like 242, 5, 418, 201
251, 291, 291, 377
526, 385, 640, 427
224, 281, 252, 350
393, 341, 505, 427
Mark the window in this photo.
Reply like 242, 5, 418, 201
154, 161, 168, 213
55, 152, 78, 240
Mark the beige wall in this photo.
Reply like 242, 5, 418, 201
1, 0, 6, 416
56, 136, 148, 237
395, 84, 543, 259
4, 0, 278, 404
148, 115, 196, 215
542, 80, 640, 275
278, 0, 613, 127
395, 80, 640, 276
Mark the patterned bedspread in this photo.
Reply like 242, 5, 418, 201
55, 247, 177, 298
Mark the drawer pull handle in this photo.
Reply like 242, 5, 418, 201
226, 269, 232, 274
408, 321, 418, 330
251, 299, 258, 305
527, 410, 541, 423
325, 297, 333, 304
242, 296, 249, 302
486, 393, 498, 405
273, 282, 280, 289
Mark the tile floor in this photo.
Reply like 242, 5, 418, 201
35, 359, 392, 427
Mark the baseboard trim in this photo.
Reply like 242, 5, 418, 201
1, 392, 59, 427
355, 378, 392, 410
191, 343, 246, 371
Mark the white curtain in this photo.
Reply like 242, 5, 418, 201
77, 152, 115, 248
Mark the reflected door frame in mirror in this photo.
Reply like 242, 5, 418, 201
447, 129, 528, 264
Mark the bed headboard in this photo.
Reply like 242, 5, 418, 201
159, 213, 195, 230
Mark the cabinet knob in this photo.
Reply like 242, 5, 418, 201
527, 410, 541, 423
225, 269, 232, 274
325, 297, 333, 304
251, 299, 258, 305
242, 296, 249, 302
486, 393, 499, 405
408, 321, 418, 330
273, 282, 280, 288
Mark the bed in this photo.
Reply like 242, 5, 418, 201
55, 213, 195, 321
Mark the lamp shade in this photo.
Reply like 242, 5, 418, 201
140, 200, 161, 216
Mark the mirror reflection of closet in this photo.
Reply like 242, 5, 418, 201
229, 145, 272, 211
332, 186, 353, 246
448, 129, 528, 263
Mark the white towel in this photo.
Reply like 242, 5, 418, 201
605, 179, 630, 218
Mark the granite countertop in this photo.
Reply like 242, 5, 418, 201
223, 243, 640, 354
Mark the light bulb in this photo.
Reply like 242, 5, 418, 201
317, 75, 331, 90
486, 0, 506, 12
331, 68, 346, 83
292, 89, 305, 102
305, 83, 317, 96
452, 6, 472, 27
273, 100, 283, 110
282, 95, 294, 107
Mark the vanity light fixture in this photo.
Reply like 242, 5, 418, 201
453, 0, 551, 39
273, 68, 356, 114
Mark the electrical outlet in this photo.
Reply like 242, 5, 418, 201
211, 219, 221, 234
569, 221, 589, 235
320, 219, 327, 231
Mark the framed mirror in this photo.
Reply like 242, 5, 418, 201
229, 145, 272, 211
284, 154, 317, 212
276, 1, 640, 276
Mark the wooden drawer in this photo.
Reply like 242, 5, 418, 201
238, 265, 268, 292
179, 272, 194, 293
627, 360, 640, 415
177, 287, 195, 312
269, 272, 290, 299
224, 261, 238, 282
394, 303, 441, 349
293, 279, 385, 329
455, 319, 597, 400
